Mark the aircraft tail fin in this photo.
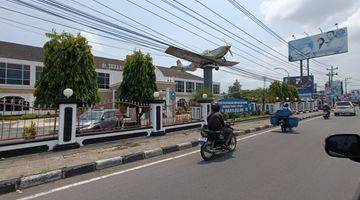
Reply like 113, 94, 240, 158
176, 59, 183, 67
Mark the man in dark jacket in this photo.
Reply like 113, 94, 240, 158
207, 103, 232, 147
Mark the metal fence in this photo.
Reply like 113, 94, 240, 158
76, 100, 151, 135
0, 101, 58, 142
162, 104, 200, 126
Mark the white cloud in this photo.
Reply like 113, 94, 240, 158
80, 30, 104, 52
259, 0, 360, 90
341, 7, 360, 44
260, 0, 358, 27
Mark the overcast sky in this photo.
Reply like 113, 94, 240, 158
0, 0, 359, 92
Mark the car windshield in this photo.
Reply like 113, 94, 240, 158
336, 102, 351, 106
79, 111, 103, 121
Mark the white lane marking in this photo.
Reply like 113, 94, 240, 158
17, 115, 321, 200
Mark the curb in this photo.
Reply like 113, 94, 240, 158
20, 170, 61, 189
96, 156, 123, 170
0, 113, 322, 195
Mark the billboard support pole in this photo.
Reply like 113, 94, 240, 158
300, 60, 303, 77
306, 59, 310, 76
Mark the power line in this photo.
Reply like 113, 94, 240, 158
227, 0, 345, 77
0, 17, 173, 58
0, 5, 165, 52
69, 0, 198, 53
162, 0, 302, 74
8, 0, 169, 50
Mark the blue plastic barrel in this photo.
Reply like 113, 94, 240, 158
270, 116, 279, 125
288, 117, 299, 127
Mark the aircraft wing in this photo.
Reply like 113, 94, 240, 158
216, 60, 239, 66
170, 66, 197, 72
165, 46, 214, 64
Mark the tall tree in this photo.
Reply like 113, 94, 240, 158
268, 81, 299, 101
228, 79, 242, 99
117, 50, 157, 122
190, 87, 213, 101
34, 32, 99, 105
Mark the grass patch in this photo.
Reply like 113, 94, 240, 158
0, 113, 58, 120
124, 142, 141, 148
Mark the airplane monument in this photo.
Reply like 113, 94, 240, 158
165, 45, 239, 91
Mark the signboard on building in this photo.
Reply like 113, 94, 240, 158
217, 98, 253, 114
288, 28, 348, 62
101, 63, 122, 71
351, 89, 360, 100
283, 76, 314, 100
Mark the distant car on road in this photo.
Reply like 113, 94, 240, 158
334, 101, 356, 116
78, 109, 131, 131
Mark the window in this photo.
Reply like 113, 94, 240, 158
104, 111, 115, 118
213, 84, 220, 94
0, 62, 30, 85
196, 82, 203, 90
177, 98, 187, 107
36, 66, 43, 82
98, 72, 110, 89
186, 82, 194, 93
0, 96, 29, 111
175, 81, 184, 92
0, 63, 5, 84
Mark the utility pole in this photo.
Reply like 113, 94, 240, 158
345, 77, 352, 95
262, 76, 266, 113
326, 66, 338, 106
326, 66, 338, 89
300, 60, 303, 77
306, 59, 310, 76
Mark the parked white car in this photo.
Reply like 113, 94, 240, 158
334, 101, 356, 116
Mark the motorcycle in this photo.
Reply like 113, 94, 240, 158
279, 118, 291, 133
198, 124, 237, 161
270, 109, 299, 133
323, 110, 330, 119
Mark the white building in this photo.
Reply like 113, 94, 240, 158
0, 41, 220, 111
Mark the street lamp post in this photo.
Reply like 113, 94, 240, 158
274, 67, 290, 77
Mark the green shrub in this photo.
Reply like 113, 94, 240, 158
23, 122, 37, 139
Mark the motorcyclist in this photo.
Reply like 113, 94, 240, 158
323, 104, 331, 117
282, 103, 293, 113
207, 103, 232, 148
276, 103, 293, 130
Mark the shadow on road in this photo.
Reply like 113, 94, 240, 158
197, 151, 236, 165
272, 130, 300, 134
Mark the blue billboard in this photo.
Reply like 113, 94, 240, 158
217, 98, 253, 114
283, 76, 314, 100
288, 28, 348, 62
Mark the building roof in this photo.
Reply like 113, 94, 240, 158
0, 40, 124, 69
0, 41, 209, 82
0, 40, 43, 62
156, 66, 203, 81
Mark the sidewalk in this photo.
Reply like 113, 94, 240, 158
0, 112, 321, 182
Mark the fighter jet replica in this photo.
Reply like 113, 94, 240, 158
165, 45, 239, 72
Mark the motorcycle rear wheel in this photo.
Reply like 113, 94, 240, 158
201, 143, 214, 161
228, 135, 237, 152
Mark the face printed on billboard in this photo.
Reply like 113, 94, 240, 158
288, 28, 348, 62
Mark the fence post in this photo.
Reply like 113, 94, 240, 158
190, 106, 201, 120
274, 101, 281, 113
198, 100, 212, 125
148, 99, 165, 136
53, 89, 81, 151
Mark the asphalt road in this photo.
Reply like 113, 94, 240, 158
4, 113, 360, 200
